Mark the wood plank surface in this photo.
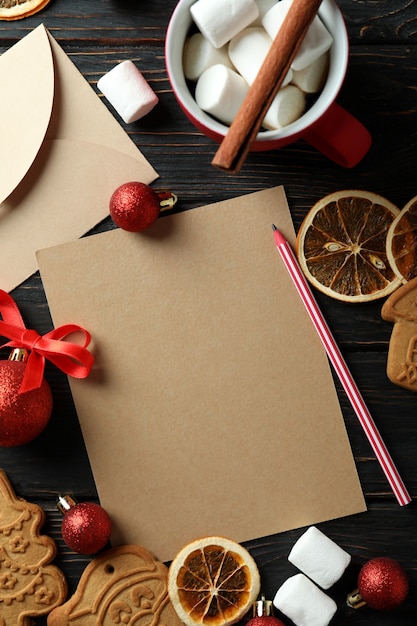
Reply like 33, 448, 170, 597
0, 0, 416, 624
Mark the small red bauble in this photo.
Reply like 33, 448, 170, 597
0, 350, 53, 447
247, 615, 286, 626
347, 557, 409, 611
58, 495, 112, 555
109, 182, 177, 232
358, 557, 409, 610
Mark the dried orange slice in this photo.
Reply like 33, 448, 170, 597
0, 0, 51, 20
296, 190, 402, 302
168, 536, 261, 626
386, 194, 417, 282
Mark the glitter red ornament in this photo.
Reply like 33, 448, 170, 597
0, 348, 53, 447
57, 495, 112, 555
109, 182, 177, 232
246, 596, 286, 626
0, 288, 93, 446
347, 557, 409, 611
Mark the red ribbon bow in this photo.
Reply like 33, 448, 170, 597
0, 290, 94, 394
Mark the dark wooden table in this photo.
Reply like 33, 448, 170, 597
1, 0, 416, 624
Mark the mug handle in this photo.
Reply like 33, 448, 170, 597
302, 102, 372, 168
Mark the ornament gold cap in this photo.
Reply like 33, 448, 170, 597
57, 494, 77, 515
9, 348, 29, 362
254, 595, 274, 617
156, 190, 178, 212
346, 588, 366, 609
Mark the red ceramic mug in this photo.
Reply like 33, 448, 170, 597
165, 0, 371, 168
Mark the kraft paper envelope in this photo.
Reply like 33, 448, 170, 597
0, 24, 157, 292
37, 187, 366, 562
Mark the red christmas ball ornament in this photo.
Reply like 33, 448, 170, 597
246, 596, 286, 626
57, 495, 112, 555
0, 349, 53, 447
109, 182, 177, 232
347, 557, 409, 611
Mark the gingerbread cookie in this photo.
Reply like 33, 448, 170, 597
47, 544, 184, 626
382, 276, 417, 391
0, 468, 67, 625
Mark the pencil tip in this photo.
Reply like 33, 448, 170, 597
272, 224, 277, 230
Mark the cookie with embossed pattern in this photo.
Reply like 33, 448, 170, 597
47, 544, 184, 626
0, 468, 68, 625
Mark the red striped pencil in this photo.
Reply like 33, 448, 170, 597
272, 224, 411, 506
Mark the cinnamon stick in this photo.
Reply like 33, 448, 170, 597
211, 0, 323, 173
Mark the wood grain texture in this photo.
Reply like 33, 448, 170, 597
0, 0, 416, 623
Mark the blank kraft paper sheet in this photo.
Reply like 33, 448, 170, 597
37, 186, 366, 562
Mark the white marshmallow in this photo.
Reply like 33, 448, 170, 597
262, 84, 305, 130
288, 526, 351, 589
228, 27, 272, 84
262, 0, 333, 71
183, 33, 233, 81
291, 16, 333, 71
228, 27, 292, 86
97, 60, 158, 124
273, 574, 337, 626
291, 51, 330, 93
195, 64, 249, 125
251, 0, 278, 26
262, 0, 293, 37
190, 0, 259, 49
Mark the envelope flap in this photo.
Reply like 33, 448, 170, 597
0, 25, 53, 204
44, 28, 151, 164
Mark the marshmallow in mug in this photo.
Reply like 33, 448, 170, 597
262, 0, 333, 71
185, 0, 333, 130
228, 27, 292, 86
262, 85, 306, 130
183, 33, 234, 81
251, 0, 279, 26
195, 65, 249, 125
291, 51, 330, 93
190, 0, 259, 48
97, 60, 158, 124
273, 574, 337, 626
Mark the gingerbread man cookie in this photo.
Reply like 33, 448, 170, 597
382, 276, 417, 390
0, 468, 67, 625
47, 544, 185, 626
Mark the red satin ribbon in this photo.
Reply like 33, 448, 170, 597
0, 290, 94, 394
